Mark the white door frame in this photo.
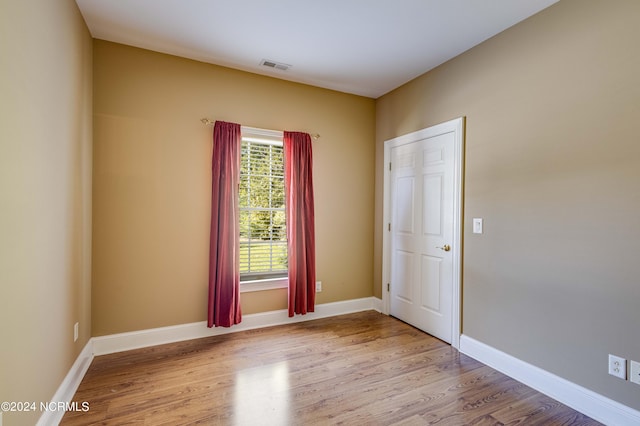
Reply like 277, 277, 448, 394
382, 117, 465, 349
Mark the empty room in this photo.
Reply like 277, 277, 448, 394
1, 0, 639, 425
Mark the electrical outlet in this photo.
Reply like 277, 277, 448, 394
74, 322, 79, 342
608, 354, 626, 379
316, 281, 322, 292
630, 360, 640, 385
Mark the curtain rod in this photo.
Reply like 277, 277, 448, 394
200, 118, 320, 140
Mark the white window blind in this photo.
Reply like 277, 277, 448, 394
239, 129, 287, 281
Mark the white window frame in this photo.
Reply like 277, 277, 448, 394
239, 126, 288, 293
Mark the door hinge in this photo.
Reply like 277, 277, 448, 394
387, 283, 390, 292
389, 162, 392, 171
388, 223, 391, 231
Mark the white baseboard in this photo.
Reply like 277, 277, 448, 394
37, 340, 94, 426
459, 335, 640, 426
372, 296, 382, 313
93, 296, 380, 355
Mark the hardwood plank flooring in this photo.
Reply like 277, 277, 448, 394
61, 311, 601, 425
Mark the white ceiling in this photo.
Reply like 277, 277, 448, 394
75, 0, 559, 98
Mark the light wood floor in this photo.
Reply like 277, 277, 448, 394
62, 311, 600, 425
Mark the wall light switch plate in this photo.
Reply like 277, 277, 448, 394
630, 360, 640, 385
473, 218, 483, 234
608, 354, 626, 379
316, 281, 322, 292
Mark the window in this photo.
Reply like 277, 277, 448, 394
239, 129, 287, 283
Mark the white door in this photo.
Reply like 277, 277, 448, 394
386, 119, 462, 344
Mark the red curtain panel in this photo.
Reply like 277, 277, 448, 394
208, 121, 242, 327
284, 131, 316, 317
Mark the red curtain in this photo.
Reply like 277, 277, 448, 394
284, 131, 316, 317
208, 121, 242, 327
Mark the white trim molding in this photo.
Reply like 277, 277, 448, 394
93, 296, 380, 356
37, 340, 94, 426
460, 335, 640, 426
240, 277, 288, 293
371, 297, 383, 313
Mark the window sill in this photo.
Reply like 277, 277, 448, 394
240, 277, 288, 293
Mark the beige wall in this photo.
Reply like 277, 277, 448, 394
0, 0, 93, 425
92, 40, 375, 336
375, 0, 640, 410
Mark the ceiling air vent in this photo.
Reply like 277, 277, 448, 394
260, 59, 291, 71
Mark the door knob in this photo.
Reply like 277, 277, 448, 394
436, 244, 451, 252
